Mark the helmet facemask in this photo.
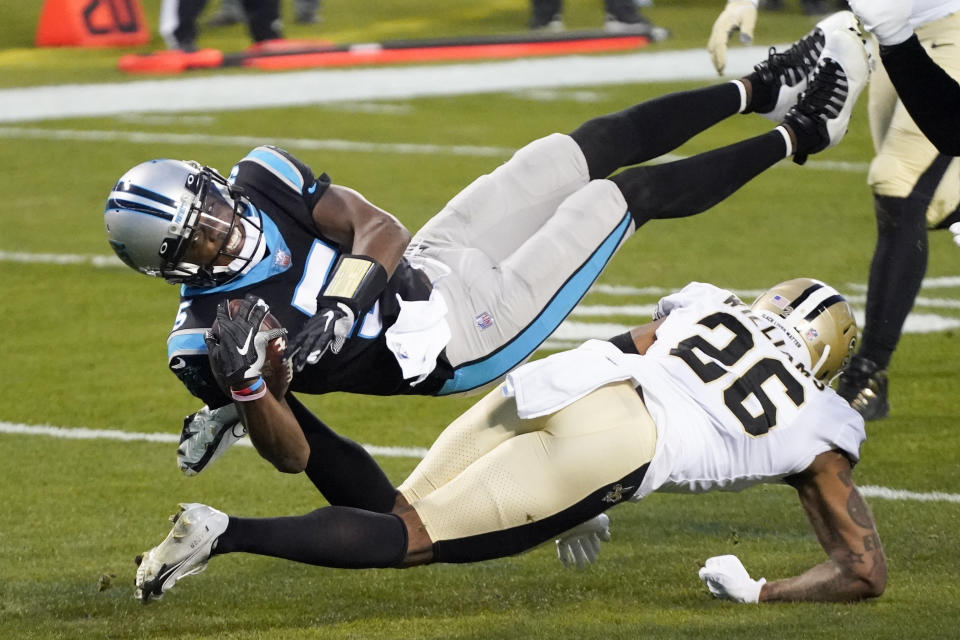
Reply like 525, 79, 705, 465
156, 166, 263, 287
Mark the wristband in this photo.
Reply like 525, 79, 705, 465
230, 376, 267, 402
322, 254, 389, 312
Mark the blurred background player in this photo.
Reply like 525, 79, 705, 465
133, 278, 886, 605
529, 0, 670, 39
159, 0, 283, 51
758, 0, 849, 17
206, 0, 320, 27
709, 3, 960, 420
838, 0, 960, 418
848, 0, 960, 156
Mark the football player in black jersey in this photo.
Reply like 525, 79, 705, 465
105, 28, 868, 507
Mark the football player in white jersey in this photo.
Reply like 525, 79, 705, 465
709, 4, 960, 420
848, 0, 960, 156
837, 0, 960, 419
134, 277, 886, 605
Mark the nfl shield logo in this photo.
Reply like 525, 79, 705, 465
475, 311, 494, 330
274, 249, 292, 268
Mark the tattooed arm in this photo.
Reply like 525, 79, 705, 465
760, 450, 887, 602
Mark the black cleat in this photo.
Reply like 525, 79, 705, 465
837, 355, 890, 421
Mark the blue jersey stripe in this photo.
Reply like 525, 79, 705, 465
244, 147, 304, 192
438, 211, 632, 395
167, 331, 207, 359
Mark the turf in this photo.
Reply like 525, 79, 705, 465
3, 2, 960, 639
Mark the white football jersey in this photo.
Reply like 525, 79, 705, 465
911, 0, 960, 29
503, 282, 866, 500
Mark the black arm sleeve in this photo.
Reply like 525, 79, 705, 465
881, 35, 960, 156
608, 331, 640, 355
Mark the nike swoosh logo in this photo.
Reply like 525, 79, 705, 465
170, 357, 187, 370
307, 182, 318, 194
236, 328, 254, 355
931, 42, 954, 48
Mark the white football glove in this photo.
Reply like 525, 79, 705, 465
848, 0, 914, 46
698, 554, 766, 603
177, 404, 246, 476
707, 0, 758, 75
556, 513, 611, 570
949, 222, 960, 247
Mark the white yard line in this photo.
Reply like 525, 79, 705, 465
859, 486, 960, 504
0, 421, 428, 459
1, 421, 955, 504
0, 126, 514, 158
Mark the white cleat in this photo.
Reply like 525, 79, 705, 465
752, 10, 862, 123
782, 26, 871, 164
134, 503, 228, 602
177, 404, 245, 476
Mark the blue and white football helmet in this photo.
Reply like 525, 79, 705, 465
104, 159, 262, 287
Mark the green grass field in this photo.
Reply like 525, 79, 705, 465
3, 2, 960, 639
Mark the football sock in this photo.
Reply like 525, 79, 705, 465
612, 130, 786, 226
287, 395, 398, 512
859, 151, 952, 369
168, 0, 206, 49
741, 69, 776, 114
239, 0, 282, 41
213, 507, 408, 568
569, 83, 742, 180
531, 0, 561, 25
859, 194, 929, 370
731, 79, 748, 113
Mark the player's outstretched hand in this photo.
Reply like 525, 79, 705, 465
556, 513, 611, 570
949, 222, 960, 247
698, 554, 766, 603
288, 299, 356, 372
708, 0, 758, 75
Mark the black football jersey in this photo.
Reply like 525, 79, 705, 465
166, 145, 446, 408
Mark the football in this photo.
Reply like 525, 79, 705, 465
211, 298, 292, 399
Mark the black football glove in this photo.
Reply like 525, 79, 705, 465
288, 298, 356, 372
204, 294, 286, 388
